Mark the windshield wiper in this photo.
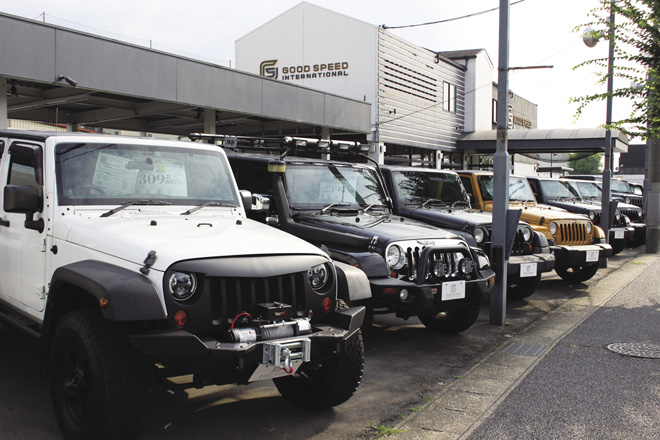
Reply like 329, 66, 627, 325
421, 198, 447, 207
362, 203, 386, 214
450, 200, 470, 208
101, 200, 172, 217
180, 201, 237, 215
320, 202, 351, 213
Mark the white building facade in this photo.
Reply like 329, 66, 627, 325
236, 2, 538, 169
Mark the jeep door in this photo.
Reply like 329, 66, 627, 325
0, 140, 47, 312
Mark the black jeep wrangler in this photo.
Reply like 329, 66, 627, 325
200, 135, 495, 334
381, 166, 555, 299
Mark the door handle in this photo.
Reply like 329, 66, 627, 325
0, 218, 9, 227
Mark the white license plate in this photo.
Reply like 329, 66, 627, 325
520, 263, 538, 278
442, 280, 466, 301
586, 250, 599, 262
614, 230, 625, 239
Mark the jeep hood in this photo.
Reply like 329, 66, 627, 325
397, 206, 492, 231
294, 212, 459, 243
55, 210, 326, 271
483, 201, 591, 223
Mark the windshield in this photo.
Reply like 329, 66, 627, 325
611, 179, 631, 193
55, 142, 239, 206
285, 164, 388, 209
392, 170, 468, 205
476, 175, 536, 202
574, 181, 601, 198
539, 180, 580, 199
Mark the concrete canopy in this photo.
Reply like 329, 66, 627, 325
458, 128, 629, 154
0, 12, 370, 138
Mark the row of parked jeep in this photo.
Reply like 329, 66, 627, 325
0, 129, 645, 439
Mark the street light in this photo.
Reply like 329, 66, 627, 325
582, 5, 616, 262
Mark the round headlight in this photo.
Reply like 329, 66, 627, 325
459, 258, 474, 275
308, 264, 329, 290
474, 227, 486, 244
588, 211, 596, 221
523, 226, 533, 243
168, 272, 197, 302
586, 222, 592, 234
386, 245, 406, 270
615, 209, 621, 220
432, 260, 447, 277
625, 197, 631, 204
549, 222, 558, 235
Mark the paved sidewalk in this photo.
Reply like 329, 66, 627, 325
392, 253, 660, 440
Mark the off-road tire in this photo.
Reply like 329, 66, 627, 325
418, 301, 480, 334
50, 310, 145, 440
555, 263, 599, 283
273, 329, 365, 409
611, 239, 626, 255
507, 274, 542, 300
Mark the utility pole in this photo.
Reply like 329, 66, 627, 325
600, 5, 616, 259
490, 0, 511, 325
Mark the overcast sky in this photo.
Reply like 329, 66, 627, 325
3, 0, 627, 131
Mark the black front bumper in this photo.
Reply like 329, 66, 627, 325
628, 222, 646, 245
368, 274, 492, 316
550, 243, 612, 268
507, 253, 555, 279
130, 306, 364, 379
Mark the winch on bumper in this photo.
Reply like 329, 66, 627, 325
550, 243, 612, 267
130, 304, 364, 383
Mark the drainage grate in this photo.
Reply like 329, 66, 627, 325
606, 343, 660, 359
500, 342, 548, 357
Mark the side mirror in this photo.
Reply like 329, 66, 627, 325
251, 193, 271, 213
4, 185, 44, 232
239, 190, 252, 212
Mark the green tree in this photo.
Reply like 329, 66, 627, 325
572, 0, 660, 139
568, 152, 603, 174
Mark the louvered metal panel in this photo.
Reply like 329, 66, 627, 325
377, 28, 465, 150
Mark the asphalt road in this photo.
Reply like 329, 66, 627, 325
0, 247, 642, 440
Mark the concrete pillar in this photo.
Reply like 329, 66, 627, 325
646, 137, 660, 253
66, 123, 78, 132
203, 109, 216, 135
0, 77, 7, 129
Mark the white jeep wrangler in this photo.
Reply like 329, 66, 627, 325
0, 130, 366, 440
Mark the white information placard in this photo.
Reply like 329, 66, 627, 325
442, 280, 466, 301
520, 263, 538, 278
586, 250, 599, 262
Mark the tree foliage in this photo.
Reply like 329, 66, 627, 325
572, 0, 660, 139
568, 152, 603, 174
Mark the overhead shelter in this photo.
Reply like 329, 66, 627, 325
0, 12, 371, 138
457, 128, 629, 154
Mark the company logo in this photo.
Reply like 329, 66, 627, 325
417, 240, 436, 246
259, 59, 350, 81
260, 60, 279, 79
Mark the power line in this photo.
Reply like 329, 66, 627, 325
382, 0, 527, 30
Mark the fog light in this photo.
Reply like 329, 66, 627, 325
432, 260, 446, 277
173, 310, 188, 327
399, 289, 409, 301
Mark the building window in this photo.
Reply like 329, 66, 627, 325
492, 99, 498, 124
443, 82, 456, 113
384, 145, 436, 168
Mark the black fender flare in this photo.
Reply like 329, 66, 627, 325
49, 260, 166, 321
334, 260, 371, 302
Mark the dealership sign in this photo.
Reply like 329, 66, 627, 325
260, 60, 349, 80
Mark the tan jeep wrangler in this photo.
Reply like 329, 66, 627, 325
458, 171, 612, 283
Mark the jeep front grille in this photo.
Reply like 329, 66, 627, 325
620, 208, 643, 223
402, 246, 475, 284
555, 221, 589, 245
483, 228, 531, 256
209, 274, 306, 325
